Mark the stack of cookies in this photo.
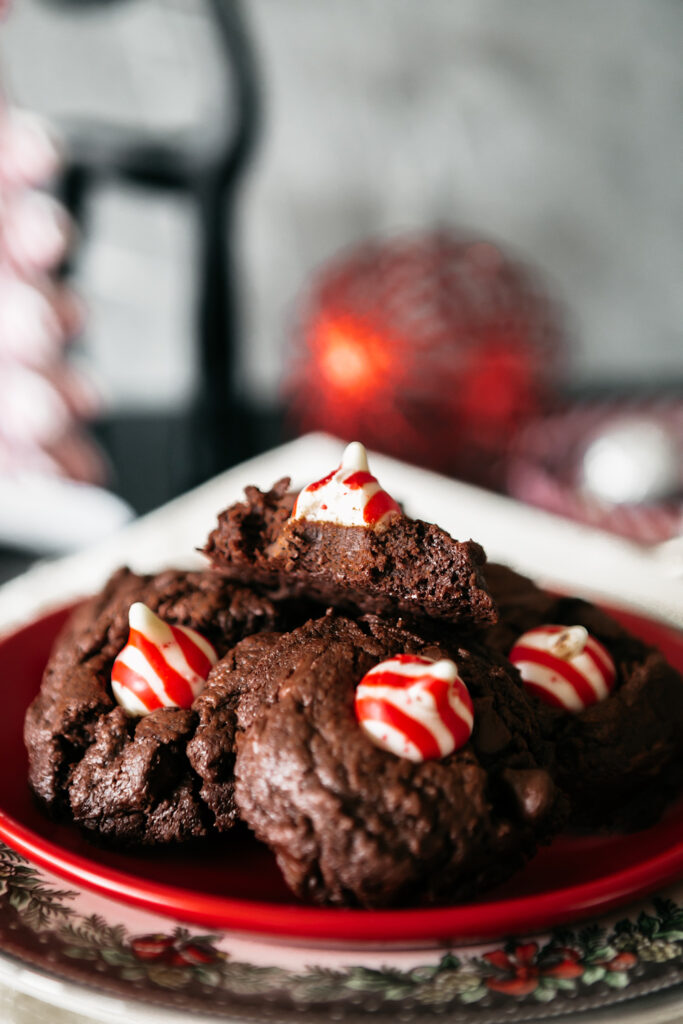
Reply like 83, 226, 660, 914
24, 443, 683, 908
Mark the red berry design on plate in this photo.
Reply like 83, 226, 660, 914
172, 942, 219, 966
130, 934, 176, 961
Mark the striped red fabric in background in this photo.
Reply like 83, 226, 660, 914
507, 398, 683, 545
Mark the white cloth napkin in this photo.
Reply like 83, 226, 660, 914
0, 432, 681, 638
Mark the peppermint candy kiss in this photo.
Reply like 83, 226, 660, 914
292, 441, 400, 530
111, 603, 218, 716
355, 654, 474, 762
509, 625, 617, 713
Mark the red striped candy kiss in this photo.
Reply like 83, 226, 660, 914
509, 625, 617, 713
354, 654, 474, 762
292, 441, 400, 530
111, 603, 218, 716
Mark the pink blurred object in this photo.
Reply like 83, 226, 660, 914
0, 431, 108, 484
2, 190, 72, 271
0, 96, 104, 486
0, 270, 83, 367
507, 398, 683, 545
0, 107, 61, 188
0, 364, 100, 445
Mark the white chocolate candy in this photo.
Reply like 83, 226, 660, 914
292, 441, 400, 530
354, 654, 474, 762
509, 624, 616, 713
111, 602, 217, 717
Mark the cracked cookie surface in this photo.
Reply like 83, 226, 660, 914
203, 478, 498, 627
24, 567, 283, 846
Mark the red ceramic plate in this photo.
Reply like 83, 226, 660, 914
1, 603, 682, 946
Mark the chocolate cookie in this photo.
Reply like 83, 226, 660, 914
189, 613, 563, 907
203, 478, 497, 627
485, 563, 683, 830
24, 567, 283, 846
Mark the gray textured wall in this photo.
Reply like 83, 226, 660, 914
2, 0, 682, 410
238, 0, 683, 401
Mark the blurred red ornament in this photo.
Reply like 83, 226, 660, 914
285, 231, 566, 487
